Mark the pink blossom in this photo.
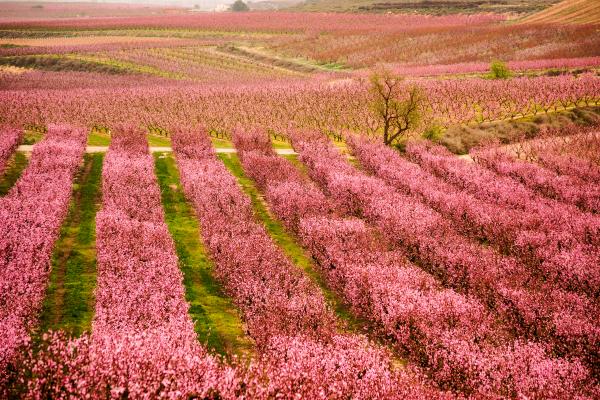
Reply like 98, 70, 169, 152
0, 124, 86, 386
0, 126, 22, 174
233, 129, 596, 398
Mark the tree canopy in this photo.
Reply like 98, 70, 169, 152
369, 70, 425, 146
230, 0, 250, 12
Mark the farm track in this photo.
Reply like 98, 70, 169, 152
154, 153, 254, 358
0, 151, 28, 196
17, 145, 298, 154
218, 153, 368, 334
39, 153, 103, 336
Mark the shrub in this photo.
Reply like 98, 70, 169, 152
422, 124, 445, 141
490, 60, 511, 79
230, 0, 249, 12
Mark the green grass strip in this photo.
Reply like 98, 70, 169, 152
87, 132, 111, 146
87, 133, 171, 147
22, 130, 44, 145
148, 134, 171, 147
40, 153, 103, 336
154, 153, 253, 359
0, 151, 28, 196
218, 153, 366, 333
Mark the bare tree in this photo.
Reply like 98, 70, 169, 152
369, 70, 425, 146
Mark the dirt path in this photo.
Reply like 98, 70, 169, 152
18, 145, 298, 155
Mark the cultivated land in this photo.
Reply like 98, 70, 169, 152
292, 0, 560, 14
0, 1, 599, 398
522, 0, 600, 24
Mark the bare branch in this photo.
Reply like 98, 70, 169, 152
370, 71, 425, 146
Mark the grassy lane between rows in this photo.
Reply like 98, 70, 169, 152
0, 151, 28, 196
210, 136, 293, 150
88, 132, 171, 147
154, 153, 254, 359
39, 153, 103, 337
218, 152, 367, 334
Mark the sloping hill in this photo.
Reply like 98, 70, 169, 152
291, 0, 558, 15
522, 0, 600, 24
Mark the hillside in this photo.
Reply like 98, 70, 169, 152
291, 0, 559, 15
522, 0, 600, 24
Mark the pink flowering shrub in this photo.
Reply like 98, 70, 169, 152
405, 140, 600, 237
0, 124, 86, 389
250, 334, 440, 399
519, 127, 600, 182
0, 126, 22, 174
10, 330, 239, 399
507, 126, 600, 181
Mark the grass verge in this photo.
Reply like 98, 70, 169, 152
148, 134, 171, 147
22, 130, 44, 145
88, 132, 111, 146
0, 151, 28, 196
154, 153, 253, 358
39, 153, 103, 336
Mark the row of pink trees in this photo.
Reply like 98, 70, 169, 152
386, 56, 600, 77
472, 147, 600, 214
510, 126, 600, 183
0, 12, 502, 33
537, 150, 600, 183
232, 129, 596, 398
1, 74, 598, 135
0, 125, 86, 392
420, 73, 600, 125
0, 127, 22, 174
